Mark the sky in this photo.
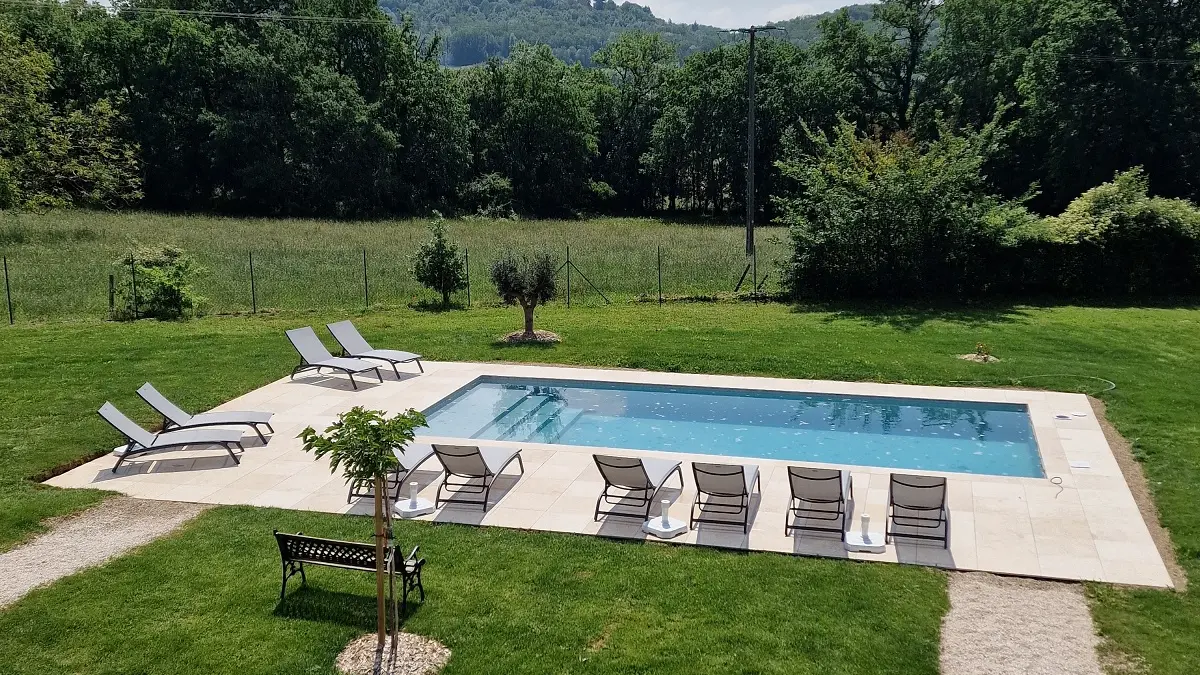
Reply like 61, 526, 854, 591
639, 1, 862, 29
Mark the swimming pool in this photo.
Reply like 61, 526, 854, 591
421, 377, 1044, 478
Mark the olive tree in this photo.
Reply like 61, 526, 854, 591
489, 251, 557, 337
299, 407, 427, 661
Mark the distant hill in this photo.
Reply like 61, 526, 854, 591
378, 0, 876, 67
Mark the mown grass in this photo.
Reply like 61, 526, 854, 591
0, 507, 947, 675
0, 211, 788, 319
1, 302, 1199, 672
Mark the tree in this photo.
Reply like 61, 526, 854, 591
490, 251, 558, 337
411, 217, 467, 307
299, 407, 427, 665
462, 44, 600, 216
814, 0, 940, 134
776, 118, 1020, 299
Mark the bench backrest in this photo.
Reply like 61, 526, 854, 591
274, 531, 378, 570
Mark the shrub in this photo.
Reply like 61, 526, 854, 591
775, 120, 1018, 299
1028, 168, 1200, 295
490, 251, 558, 337
113, 244, 204, 320
459, 173, 516, 219
411, 217, 467, 307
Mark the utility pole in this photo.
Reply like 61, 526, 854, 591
730, 25, 784, 257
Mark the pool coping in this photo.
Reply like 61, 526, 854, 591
46, 361, 1174, 588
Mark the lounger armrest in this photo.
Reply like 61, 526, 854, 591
406, 545, 420, 561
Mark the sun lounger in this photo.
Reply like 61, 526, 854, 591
689, 462, 760, 533
886, 473, 949, 548
431, 444, 525, 510
327, 320, 424, 377
286, 326, 382, 390
98, 402, 245, 472
137, 382, 275, 443
347, 442, 439, 503
593, 454, 684, 521
785, 467, 853, 540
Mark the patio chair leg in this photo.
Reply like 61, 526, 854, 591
265, 422, 275, 434
391, 362, 400, 379
348, 372, 358, 390
416, 359, 424, 373
223, 443, 241, 465
253, 425, 267, 443
280, 566, 288, 601
374, 368, 383, 383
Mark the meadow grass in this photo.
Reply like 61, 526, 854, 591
1, 302, 1199, 672
0, 211, 788, 319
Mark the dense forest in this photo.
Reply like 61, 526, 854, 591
376, 0, 873, 67
1, 0, 1198, 298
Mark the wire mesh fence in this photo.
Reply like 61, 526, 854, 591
0, 214, 790, 322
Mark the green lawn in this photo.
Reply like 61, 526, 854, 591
0, 211, 788, 319
1, 302, 1199, 673
0, 507, 946, 675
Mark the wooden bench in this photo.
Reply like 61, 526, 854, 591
273, 530, 425, 612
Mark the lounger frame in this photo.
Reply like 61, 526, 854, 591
885, 474, 950, 548
138, 383, 275, 443
593, 456, 684, 521
432, 445, 525, 511
290, 361, 382, 391
327, 320, 424, 377
689, 463, 761, 534
785, 467, 853, 540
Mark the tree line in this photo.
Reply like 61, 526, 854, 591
1, 0, 1198, 297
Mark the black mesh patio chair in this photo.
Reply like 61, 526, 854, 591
593, 454, 684, 521
785, 467, 853, 541
689, 462, 761, 533
327, 320, 424, 377
98, 402, 245, 472
431, 444, 525, 510
137, 382, 275, 443
885, 473, 949, 548
286, 326, 382, 390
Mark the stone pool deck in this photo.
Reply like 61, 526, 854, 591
47, 362, 1173, 588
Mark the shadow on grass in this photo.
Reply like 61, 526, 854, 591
274, 586, 423, 630
793, 296, 1200, 331
408, 299, 468, 314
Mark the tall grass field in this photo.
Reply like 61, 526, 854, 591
0, 212, 788, 319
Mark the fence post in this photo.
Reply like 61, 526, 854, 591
464, 249, 470, 308
752, 248, 758, 305
566, 245, 571, 308
108, 274, 115, 319
249, 251, 257, 314
3, 256, 12, 325
362, 248, 369, 309
657, 245, 663, 306
129, 250, 138, 319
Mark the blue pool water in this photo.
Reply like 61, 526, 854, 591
422, 377, 1044, 478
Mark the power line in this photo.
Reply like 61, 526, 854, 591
0, 0, 394, 25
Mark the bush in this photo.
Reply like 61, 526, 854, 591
411, 217, 467, 307
776, 121, 1019, 299
1017, 168, 1200, 295
113, 244, 204, 320
459, 173, 516, 219
490, 251, 557, 336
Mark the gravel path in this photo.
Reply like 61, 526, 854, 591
941, 572, 1102, 675
0, 497, 209, 609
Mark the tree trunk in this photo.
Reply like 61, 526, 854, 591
522, 303, 535, 336
374, 476, 386, 655
441, 287, 451, 308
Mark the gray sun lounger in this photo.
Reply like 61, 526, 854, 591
347, 442, 439, 503
785, 467, 853, 540
286, 326, 382, 390
690, 462, 761, 533
886, 473, 949, 548
137, 382, 275, 443
593, 455, 684, 521
327, 320, 424, 377
98, 402, 245, 472
431, 444, 525, 510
